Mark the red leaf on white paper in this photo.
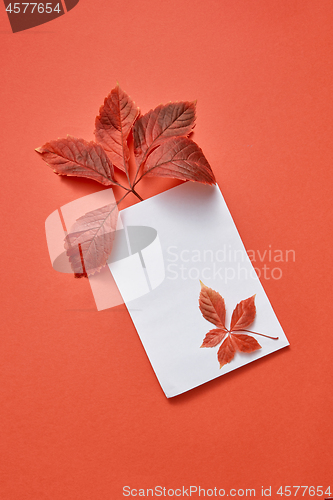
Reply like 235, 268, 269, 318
133, 101, 196, 164
64, 202, 118, 276
142, 137, 216, 185
198, 284, 275, 368
95, 85, 139, 173
199, 281, 227, 329
230, 295, 256, 331
217, 334, 262, 368
217, 336, 237, 368
201, 329, 227, 348
231, 334, 262, 353
36, 137, 116, 186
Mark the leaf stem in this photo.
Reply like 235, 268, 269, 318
132, 175, 144, 189
124, 167, 132, 190
131, 188, 143, 201
117, 191, 131, 204
132, 165, 143, 188
233, 329, 279, 340
114, 181, 131, 191
132, 151, 148, 186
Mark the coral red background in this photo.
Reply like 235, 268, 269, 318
0, 1, 332, 498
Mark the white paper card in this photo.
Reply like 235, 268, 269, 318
110, 182, 289, 398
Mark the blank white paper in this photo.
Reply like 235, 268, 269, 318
111, 182, 289, 398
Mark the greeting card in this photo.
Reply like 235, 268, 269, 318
108, 182, 289, 397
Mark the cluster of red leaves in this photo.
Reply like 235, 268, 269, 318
199, 282, 278, 368
36, 85, 216, 276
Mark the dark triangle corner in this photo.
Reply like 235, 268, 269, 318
64, 0, 80, 12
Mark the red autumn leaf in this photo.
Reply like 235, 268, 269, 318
36, 87, 218, 280
141, 137, 216, 185
201, 329, 227, 348
95, 85, 139, 174
217, 334, 262, 369
230, 295, 256, 331
217, 336, 237, 369
231, 333, 262, 353
199, 283, 278, 368
199, 281, 227, 329
36, 137, 117, 186
133, 101, 196, 164
64, 201, 118, 276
